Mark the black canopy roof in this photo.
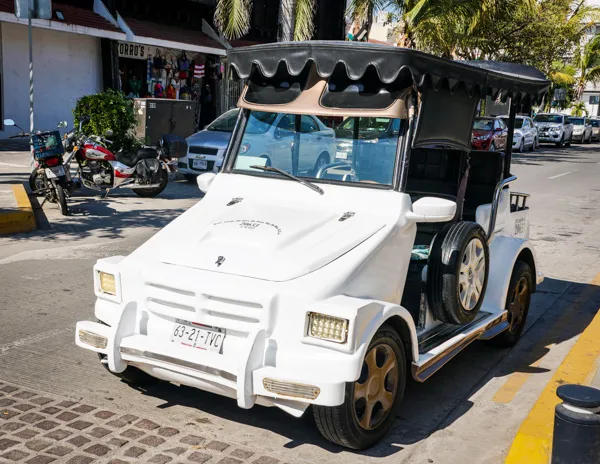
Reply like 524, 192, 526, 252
228, 41, 550, 104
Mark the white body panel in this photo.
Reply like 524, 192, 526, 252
77, 171, 540, 415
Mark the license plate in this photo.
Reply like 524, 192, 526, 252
336, 152, 348, 160
45, 166, 65, 178
192, 159, 208, 170
170, 320, 225, 353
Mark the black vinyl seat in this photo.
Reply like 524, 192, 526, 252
116, 147, 158, 167
463, 151, 504, 221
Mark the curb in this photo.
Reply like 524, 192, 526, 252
504, 272, 600, 464
0, 184, 36, 235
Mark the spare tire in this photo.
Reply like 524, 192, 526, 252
427, 221, 489, 325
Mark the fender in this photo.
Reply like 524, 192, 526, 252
483, 236, 540, 313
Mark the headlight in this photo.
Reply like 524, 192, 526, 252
307, 312, 349, 343
98, 272, 117, 295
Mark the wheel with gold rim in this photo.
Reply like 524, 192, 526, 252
313, 325, 406, 449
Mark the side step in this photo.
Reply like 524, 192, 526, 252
412, 310, 508, 382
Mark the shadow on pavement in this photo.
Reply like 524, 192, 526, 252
107, 277, 600, 459
513, 144, 600, 166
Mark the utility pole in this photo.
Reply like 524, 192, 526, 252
28, 0, 34, 135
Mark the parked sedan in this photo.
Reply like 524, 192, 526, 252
570, 116, 593, 143
178, 109, 238, 182
500, 115, 537, 152
471, 117, 508, 151
334, 117, 401, 161
591, 118, 600, 142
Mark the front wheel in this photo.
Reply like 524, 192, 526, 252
488, 261, 533, 347
556, 135, 564, 147
55, 183, 69, 216
313, 325, 406, 449
518, 139, 524, 153
565, 134, 572, 147
133, 168, 168, 198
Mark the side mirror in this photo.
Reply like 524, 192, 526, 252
406, 197, 457, 223
104, 129, 114, 137
3, 119, 15, 126
57, 121, 67, 128
197, 172, 216, 193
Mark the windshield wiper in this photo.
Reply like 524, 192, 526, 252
249, 165, 324, 195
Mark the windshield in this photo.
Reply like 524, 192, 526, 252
570, 117, 585, 125
232, 111, 401, 187
206, 110, 239, 132
534, 114, 563, 124
473, 119, 494, 131
501, 118, 523, 129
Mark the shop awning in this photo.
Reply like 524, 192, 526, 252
119, 17, 226, 56
0, 0, 126, 40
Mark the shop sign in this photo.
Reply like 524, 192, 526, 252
118, 42, 149, 60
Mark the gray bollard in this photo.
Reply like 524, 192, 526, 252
551, 384, 600, 464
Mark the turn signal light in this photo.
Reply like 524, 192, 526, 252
307, 312, 348, 343
78, 329, 108, 349
98, 272, 117, 295
263, 378, 320, 400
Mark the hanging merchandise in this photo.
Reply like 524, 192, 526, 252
166, 83, 176, 99
179, 51, 190, 72
153, 49, 164, 69
194, 63, 205, 78
179, 70, 188, 79
154, 82, 164, 98
146, 56, 153, 83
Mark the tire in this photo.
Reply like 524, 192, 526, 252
312, 152, 330, 176
529, 139, 535, 152
133, 168, 168, 198
488, 261, 533, 347
565, 134, 571, 147
518, 139, 524, 153
313, 325, 406, 450
29, 171, 45, 196
55, 183, 69, 216
97, 353, 160, 386
184, 174, 198, 183
556, 135, 564, 147
586, 133, 592, 143
489, 142, 496, 152
427, 222, 490, 325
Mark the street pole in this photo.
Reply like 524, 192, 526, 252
28, 0, 34, 137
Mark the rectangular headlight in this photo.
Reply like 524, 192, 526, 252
98, 272, 117, 295
307, 312, 349, 343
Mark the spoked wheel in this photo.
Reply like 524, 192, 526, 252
29, 171, 45, 196
133, 169, 169, 198
458, 238, 487, 312
313, 325, 406, 450
55, 184, 69, 216
488, 261, 533, 347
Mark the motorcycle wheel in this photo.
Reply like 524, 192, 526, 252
133, 168, 169, 198
29, 171, 45, 196
55, 184, 69, 216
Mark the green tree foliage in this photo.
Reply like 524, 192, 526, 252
571, 101, 588, 116
73, 90, 141, 152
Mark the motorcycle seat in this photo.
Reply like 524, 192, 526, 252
116, 147, 158, 167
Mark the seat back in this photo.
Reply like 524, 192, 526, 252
463, 151, 504, 221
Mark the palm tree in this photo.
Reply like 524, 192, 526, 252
571, 35, 600, 101
214, 0, 316, 42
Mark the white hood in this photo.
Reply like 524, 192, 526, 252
144, 175, 392, 282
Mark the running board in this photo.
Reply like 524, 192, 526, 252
412, 311, 508, 382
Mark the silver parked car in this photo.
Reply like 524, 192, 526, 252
591, 118, 600, 142
570, 116, 593, 143
500, 115, 537, 152
533, 113, 574, 147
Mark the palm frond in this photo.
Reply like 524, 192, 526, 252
346, 0, 388, 25
294, 0, 316, 41
550, 71, 576, 86
214, 0, 252, 40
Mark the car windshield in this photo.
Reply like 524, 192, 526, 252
206, 110, 239, 132
534, 114, 563, 124
232, 111, 401, 187
592, 120, 600, 127
473, 119, 494, 131
570, 117, 585, 125
501, 118, 524, 129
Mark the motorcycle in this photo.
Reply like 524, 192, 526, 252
67, 120, 185, 198
4, 118, 80, 216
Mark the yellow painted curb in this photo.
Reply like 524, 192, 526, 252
0, 184, 35, 234
504, 274, 600, 464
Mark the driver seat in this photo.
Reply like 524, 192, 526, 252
116, 147, 158, 167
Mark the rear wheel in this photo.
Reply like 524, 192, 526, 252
55, 184, 69, 216
313, 325, 406, 450
488, 261, 533, 347
133, 168, 168, 197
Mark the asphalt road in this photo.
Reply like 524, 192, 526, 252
0, 143, 599, 464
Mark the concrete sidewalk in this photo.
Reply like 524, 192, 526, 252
0, 184, 35, 234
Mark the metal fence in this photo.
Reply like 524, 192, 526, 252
217, 68, 243, 116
